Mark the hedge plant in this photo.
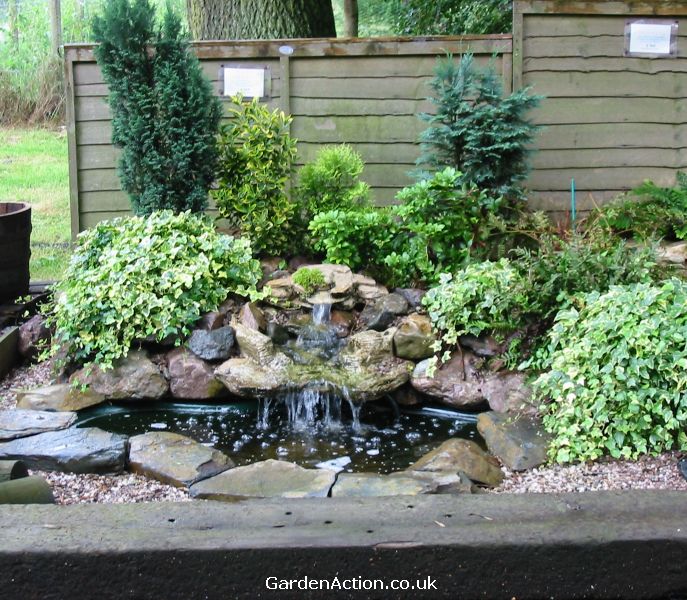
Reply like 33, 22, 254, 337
50, 211, 262, 369
212, 95, 298, 256
535, 280, 687, 463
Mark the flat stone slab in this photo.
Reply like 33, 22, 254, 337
16, 384, 105, 412
0, 409, 77, 441
0, 427, 128, 474
408, 438, 504, 487
129, 432, 234, 488
189, 459, 336, 500
331, 473, 433, 497
477, 411, 550, 471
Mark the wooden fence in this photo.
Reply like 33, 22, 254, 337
64, 37, 512, 236
65, 0, 687, 236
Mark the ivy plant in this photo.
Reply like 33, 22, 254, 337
49, 211, 263, 370
212, 95, 298, 256
534, 280, 687, 463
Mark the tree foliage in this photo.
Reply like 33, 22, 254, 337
92, 0, 221, 214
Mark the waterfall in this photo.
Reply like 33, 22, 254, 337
312, 302, 332, 326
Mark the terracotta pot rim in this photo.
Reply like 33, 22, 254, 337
0, 202, 31, 217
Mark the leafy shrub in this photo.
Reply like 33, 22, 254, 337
422, 259, 529, 375
213, 96, 298, 256
587, 173, 687, 241
296, 144, 370, 217
309, 168, 501, 287
292, 267, 326, 296
92, 0, 221, 214
417, 53, 541, 199
534, 280, 687, 463
49, 211, 262, 369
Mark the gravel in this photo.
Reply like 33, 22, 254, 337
2, 361, 687, 503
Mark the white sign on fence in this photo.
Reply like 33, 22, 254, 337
222, 67, 266, 98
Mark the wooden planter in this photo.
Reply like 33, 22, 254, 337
0, 326, 18, 379
0, 202, 31, 304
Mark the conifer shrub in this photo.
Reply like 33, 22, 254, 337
417, 53, 542, 199
92, 0, 221, 214
212, 96, 298, 256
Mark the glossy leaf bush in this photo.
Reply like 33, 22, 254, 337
535, 280, 687, 463
50, 211, 262, 369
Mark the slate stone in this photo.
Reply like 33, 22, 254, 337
0, 409, 76, 441
0, 427, 128, 474
128, 432, 234, 488
331, 473, 433, 497
408, 438, 503, 487
187, 326, 235, 362
70, 350, 168, 400
189, 459, 336, 500
16, 384, 105, 412
477, 411, 550, 471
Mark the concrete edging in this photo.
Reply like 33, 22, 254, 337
0, 490, 685, 599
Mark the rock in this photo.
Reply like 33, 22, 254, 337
265, 277, 293, 301
360, 293, 409, 331
288, 255, 311, 271
679, 458, 687, 482
402, 469, 474, 494
70, 350, 168, 400
393, 314, 436, 360
306, 290, 335, 306
302, 264, 354, 296
233, 323, 288, 367
330, 310, 354, 337
357, 283, 389, 301
187, 326, 235, 362
284, 312, 311, 335
18, 314, 51, 359
198, 311, 224, 331
0, 427, 128, 474
16, 384, 105, 412
391, 384, 423, 406
393, 288, 427, 309
128, 432, 234, 488
189, 459, 336, 500
477, 412, 550, 471
166, 348, 227, 400
408, 438, 503, 487
331, 473, 433, 497
239, 302, 266, 332
459, 334, 503, 357
260, 256, 283, 277
215, 358, 289, 397
352, 274, 376, 287
341, 329, 395, 365
0, 409, 76, 441
266, 321, 290, 345
410, 353, 532, 412
658, 241, 687, 266
217, 297, 240, 317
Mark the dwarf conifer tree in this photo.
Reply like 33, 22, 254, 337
92, 0, 221, 214
417, 53, 542, 200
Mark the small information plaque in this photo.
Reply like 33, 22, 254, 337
624, 20, 678, 58
220, 66, 269, 99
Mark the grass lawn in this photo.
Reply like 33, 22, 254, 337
0, 127, 72, 281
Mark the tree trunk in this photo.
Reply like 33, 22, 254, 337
9, 0, 19, 48
343, 0, 358, 37
186, 0, 336, 40
49, 0, 62, 57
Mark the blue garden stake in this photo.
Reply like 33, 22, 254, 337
571, 178, 576, 230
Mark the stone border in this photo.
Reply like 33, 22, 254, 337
0, 491, 685, 599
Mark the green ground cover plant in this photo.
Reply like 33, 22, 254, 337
213, 96, 298, 256
292, 267, 327, 296
92, 0, 221, 214
0, 127, 71, 280
535, 279, 687, 463
49, 211, 262, 370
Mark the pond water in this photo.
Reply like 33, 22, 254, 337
76, 397, 480, 474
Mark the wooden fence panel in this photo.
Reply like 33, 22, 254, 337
65, 37, 512, 236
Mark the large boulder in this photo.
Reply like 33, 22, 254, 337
0, 427, 128, 473
16, 384, 105, 412
360, 293, 409, 331
18, 314, 51, 359
407, 438, 503, 487
393, 314, 436, 360
410, 353, 532, 412
477, 412, 550, 471
70, 350, 168, 400
0, 409, 76, 441
189, 459, 336, 500
166, 348, 227, 400
187, 326, 235, 362
215, 358, 290, 397
128, 432, 234, 488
